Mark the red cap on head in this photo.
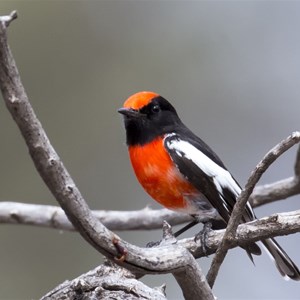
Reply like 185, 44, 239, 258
123, 91, 159, 110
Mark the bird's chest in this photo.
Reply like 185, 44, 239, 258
128, 138, 198, 210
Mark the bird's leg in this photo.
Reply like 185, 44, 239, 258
173, 219, 199, 237
173, 213, 218, 238
146, 215, 214, 248
194, 222, 212, 256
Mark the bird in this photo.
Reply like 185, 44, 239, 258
118, 91, 300, 281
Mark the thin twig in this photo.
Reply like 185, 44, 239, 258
250, 143, 300, 208
250, 176, 300, 207
0, 202, 191, 231
206, 132, 300, 288
1, 176, 299, 232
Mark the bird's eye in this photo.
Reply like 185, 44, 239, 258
151, 105, 160, 113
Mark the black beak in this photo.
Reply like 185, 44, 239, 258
118, 107, 144, 118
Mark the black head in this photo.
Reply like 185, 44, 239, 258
118, 92, 182, 146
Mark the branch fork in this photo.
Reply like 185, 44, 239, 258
0, 11, 300, 300
0, 11, 17, 27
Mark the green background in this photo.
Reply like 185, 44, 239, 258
0, 1, 299, 299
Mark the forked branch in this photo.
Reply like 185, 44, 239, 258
206, 133, 300, 287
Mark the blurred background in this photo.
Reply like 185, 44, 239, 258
0, 1, 299, 299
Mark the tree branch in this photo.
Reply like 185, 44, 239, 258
206, 132, 300, 287
249, 176, 300, 207
0, 202, 191, 231
1, 197, 299, 259
185, 209, 300, 258
1, 172, 299, 232
249, 143, 300, 207
42, 209, 300, 300
172, 250, 213, 300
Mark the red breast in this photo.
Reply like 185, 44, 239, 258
128, 137, 198, 211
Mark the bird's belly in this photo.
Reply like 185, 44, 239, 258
129, 139, 213, 214
140, 164, 197, 211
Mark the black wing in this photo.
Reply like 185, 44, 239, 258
164, 132, 255, 224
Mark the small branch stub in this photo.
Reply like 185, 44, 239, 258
0, 11, 17, 27
112, 237, 128, 263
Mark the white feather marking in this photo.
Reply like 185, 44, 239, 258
165, 134, 256, 220
166, 138, 241, 198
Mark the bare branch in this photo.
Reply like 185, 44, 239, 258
250, 177, 300, 207
0, 13, 117, 262
42, 209, 300, 299
206, 132, 300, 287
1, 198, 299, 259
173, 250, 213, 300
183, 209, 300, 258
2, 173, 300, 231
250, 142, 300, 207
0, 202, 191, 231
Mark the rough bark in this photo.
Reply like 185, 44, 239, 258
41, 262, 167, 300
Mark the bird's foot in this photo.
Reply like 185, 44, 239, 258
194, 222, 212, 256
146, 240, 161, 248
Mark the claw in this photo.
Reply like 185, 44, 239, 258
194, 222, 212, 256
146, 240, 161, 248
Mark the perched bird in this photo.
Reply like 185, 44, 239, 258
118, 91, 300, 280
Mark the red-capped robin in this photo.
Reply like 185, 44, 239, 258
118, 91, 300, 280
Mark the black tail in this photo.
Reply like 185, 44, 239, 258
262, 238, 300, 281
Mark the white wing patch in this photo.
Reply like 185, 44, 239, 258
165, 137, 241, 198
